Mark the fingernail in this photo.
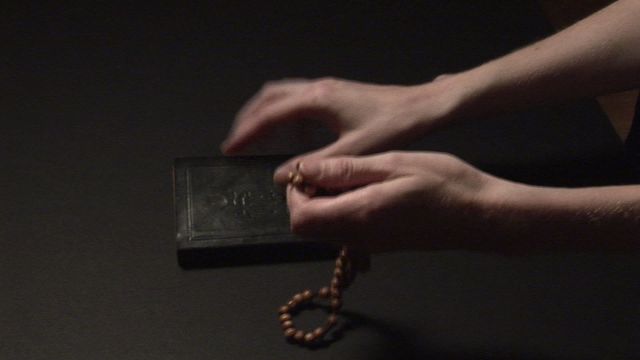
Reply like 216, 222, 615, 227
275, 164, 289, 179
274, 165, 293, 185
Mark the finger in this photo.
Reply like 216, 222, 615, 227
288, 183, 376, 236
273, 146, 340, 185
272, 132, 377, 184
222, 81, 309, 154
234, 87, 287, 125
433, 73, 452, 82
235, 79, 308, 124
290, 177, 418, 254
286, 182, 313, 210
297, 154, 402, 190
286, 182, 321, 235
289, 179, 406, 250
222, 92, 326, 155
275, 155, 307, 185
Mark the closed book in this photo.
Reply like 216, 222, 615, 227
173, 156, 336, 268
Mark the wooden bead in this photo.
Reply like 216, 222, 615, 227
304, 332, 316, 343
318, 286, 330, 298
327, 314, 338, 327
292, 173, 304, 186
334, 268, 343, 279
339, 258, 350, 273
312, 326, 326, 338
278, 244, 357, 345
292, 293, 304, 303
302, 289, 314, 301
331, 298, 342, 310
281, 320, 293, 330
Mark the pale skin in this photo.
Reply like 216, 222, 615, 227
222, 0, 640, 253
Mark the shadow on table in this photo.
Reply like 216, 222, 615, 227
303, 310, 554, 360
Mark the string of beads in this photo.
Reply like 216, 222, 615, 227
277, 165, 357, 345
278, 246, 354, 344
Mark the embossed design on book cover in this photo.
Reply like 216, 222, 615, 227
186, 165, 289, 241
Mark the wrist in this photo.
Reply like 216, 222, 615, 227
476, 180, 640, 253
474, 179, 540, 252
409, 69, 494, 132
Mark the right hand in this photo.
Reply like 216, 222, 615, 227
285, 151, 500, 253
221, 77, 461, 184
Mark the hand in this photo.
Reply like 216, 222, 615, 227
285, 151, 501, 253
221, 77, 462, 184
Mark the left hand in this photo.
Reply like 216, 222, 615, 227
221, 77, 464, 184
286, 151, 502, 253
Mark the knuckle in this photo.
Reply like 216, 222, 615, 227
435, 151, 458, 162
319, 76, 337, 84
417, 151, 459, 166
383, 151, 405, 167
307, 77, 337, 104
433, 73, 451, 82
328, 158, 355, 181
386, 150, 404, 159
317, 76, 337, 87
438, 152, 460, 162
259, 81, 275, 93
437, 153, 467, 171
259, 79, 288, 96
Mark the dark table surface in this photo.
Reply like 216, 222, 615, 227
3, 2, 639, 359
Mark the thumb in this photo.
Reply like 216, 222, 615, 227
298, 155, 395, 189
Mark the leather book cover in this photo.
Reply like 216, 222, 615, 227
173, 156, 336, 268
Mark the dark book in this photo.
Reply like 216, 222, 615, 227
173, 156, 337, 268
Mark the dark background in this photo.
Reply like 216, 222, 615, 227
2, 1, 639, 359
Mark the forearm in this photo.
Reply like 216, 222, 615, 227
420, 0, 640, 123
481, 182, 640, 252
